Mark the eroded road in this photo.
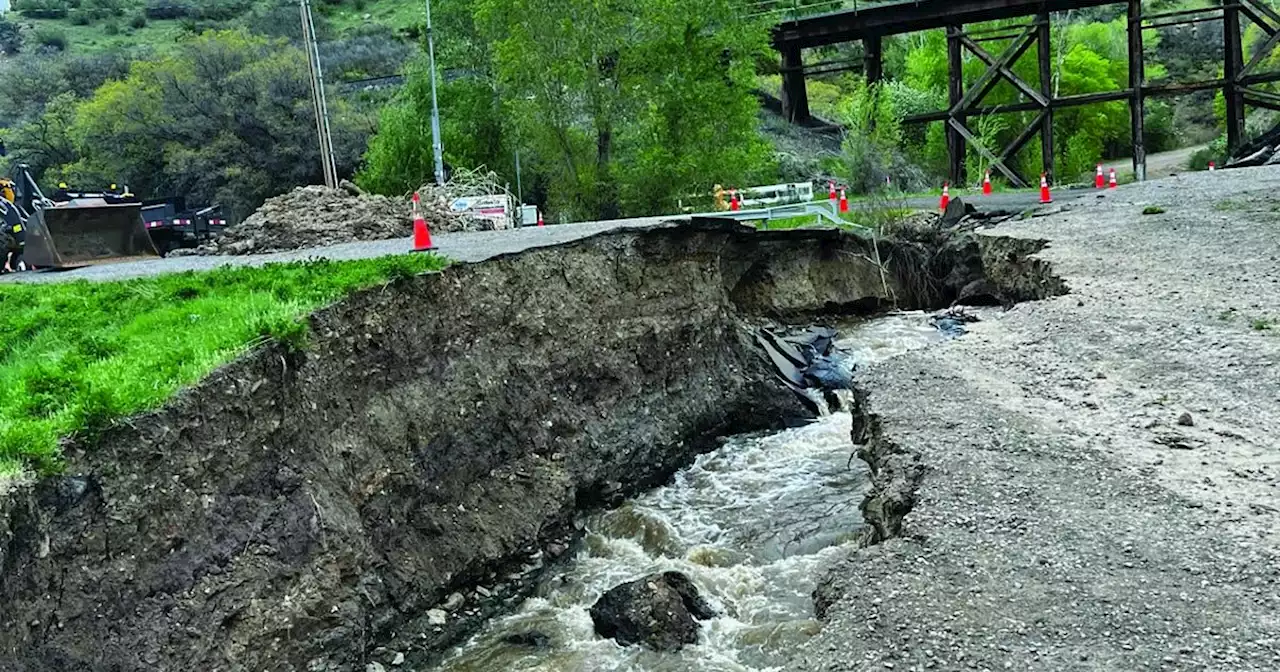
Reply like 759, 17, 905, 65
1, 186, 1099, 285
791, 167, 1280, 670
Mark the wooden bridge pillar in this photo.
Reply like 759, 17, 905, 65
946, 24, 966, 186
1224, 1, 1246, 151
1128, 0, 1147, 182
780, 44, 811, 124
1037, 13, 1054, 181
865, 35, 883, 85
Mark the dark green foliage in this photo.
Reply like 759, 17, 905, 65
0, 254, 448, 477
143, 0, 188, 20
33, 26, 68, 51
1188, 137, 1228, 171
319, 29, 413, 80
15, 0, 69, 20
0, 19, 24, 54
42, 30, 369, 220
1142, 206, 1165, 215
362, 0, 774, 221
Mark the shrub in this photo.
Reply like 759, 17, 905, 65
0, 18, 24, 54
34, 27, 68, 52
1187, 135, 1228, 171
130, 13, 147, 28
195, 0, 253, 21
144, 0, 189, 20
104, 19, 120, 35
15, 0, 69, 20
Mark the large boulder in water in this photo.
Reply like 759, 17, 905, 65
588, 571, 716, 651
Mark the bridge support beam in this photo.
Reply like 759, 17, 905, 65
946, 25, 966, 186
865, 35, 883, 85
1037, 13, 1054, 181
1224, 1, 1246, 152
1128, 0, 1147, 182
780, 44, 811, 124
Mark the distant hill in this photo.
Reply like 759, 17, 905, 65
4, 0, 423, 55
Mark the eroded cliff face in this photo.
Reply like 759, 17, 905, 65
0, 219, 1005, 671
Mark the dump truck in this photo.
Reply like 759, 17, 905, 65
2, 165, 158, 271
142, 199, 229, 256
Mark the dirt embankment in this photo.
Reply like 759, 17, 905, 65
1, 219, 1027, 671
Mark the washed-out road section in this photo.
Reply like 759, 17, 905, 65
792, 166, 1280, 670
0, 185, 1092, 285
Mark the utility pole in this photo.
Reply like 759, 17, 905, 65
301, 0, 337, 188
425, 0, 445, 186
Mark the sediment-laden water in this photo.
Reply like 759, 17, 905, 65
437, 314, 945, 672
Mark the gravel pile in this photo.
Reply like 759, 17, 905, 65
178, 185, 487, 256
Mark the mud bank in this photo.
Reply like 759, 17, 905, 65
1, 219, 1037, 671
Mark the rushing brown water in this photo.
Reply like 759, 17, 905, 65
436, 314, 946, 672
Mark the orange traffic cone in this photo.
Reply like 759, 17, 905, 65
839, 187, 849, 213
1208, 161, 1216, 172
982, 170, 992, 196
828, 181, 837, 200
1095, 164, 1105, 189
939, 183, 950, 210
411, 192, 435, 251
730, 189, 741, 211
1039, 174, 1053, 204
1108, 168, 1118, 189
537, 209, 545, 227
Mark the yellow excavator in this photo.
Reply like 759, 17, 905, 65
2, 164, 157, 271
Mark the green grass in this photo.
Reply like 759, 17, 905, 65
325, 0, 423, 35
18, 0, 422, 55
25, 16, 190, 54
0, 254, 446, 478
1252, 317, 1274, 331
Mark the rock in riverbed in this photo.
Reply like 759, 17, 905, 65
589, 571, 716, 651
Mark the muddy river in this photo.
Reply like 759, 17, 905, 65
437, 314, 947, 671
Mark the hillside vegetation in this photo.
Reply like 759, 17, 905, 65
0, 0, 1262, 222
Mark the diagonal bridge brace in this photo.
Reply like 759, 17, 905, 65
1240, 0, 1280, 78
948, 23, 1039, 117
945, 22, 1047, 187
946, 117, 1031, 187
959, 33, 1049, 108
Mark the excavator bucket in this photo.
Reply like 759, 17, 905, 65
23, 200, 158, 269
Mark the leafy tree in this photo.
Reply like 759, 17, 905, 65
8, 92, 80, 181
472, 0, 770, 219
55, 30, 366, 218
358, 58, 507, 196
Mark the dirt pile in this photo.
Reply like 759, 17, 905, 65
182, 186, 485, 256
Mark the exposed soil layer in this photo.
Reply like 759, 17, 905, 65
792, 167, 1280, 671
0, 219, 1028, 671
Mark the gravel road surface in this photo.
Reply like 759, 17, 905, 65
789, 167, 1280, 670
896, 184, 1093, 211
0, 216, 676, 284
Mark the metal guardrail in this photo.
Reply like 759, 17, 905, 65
696, 200, 847, 226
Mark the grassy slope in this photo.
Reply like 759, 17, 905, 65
0, 254, 446, 478
17, 0, 423, 54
